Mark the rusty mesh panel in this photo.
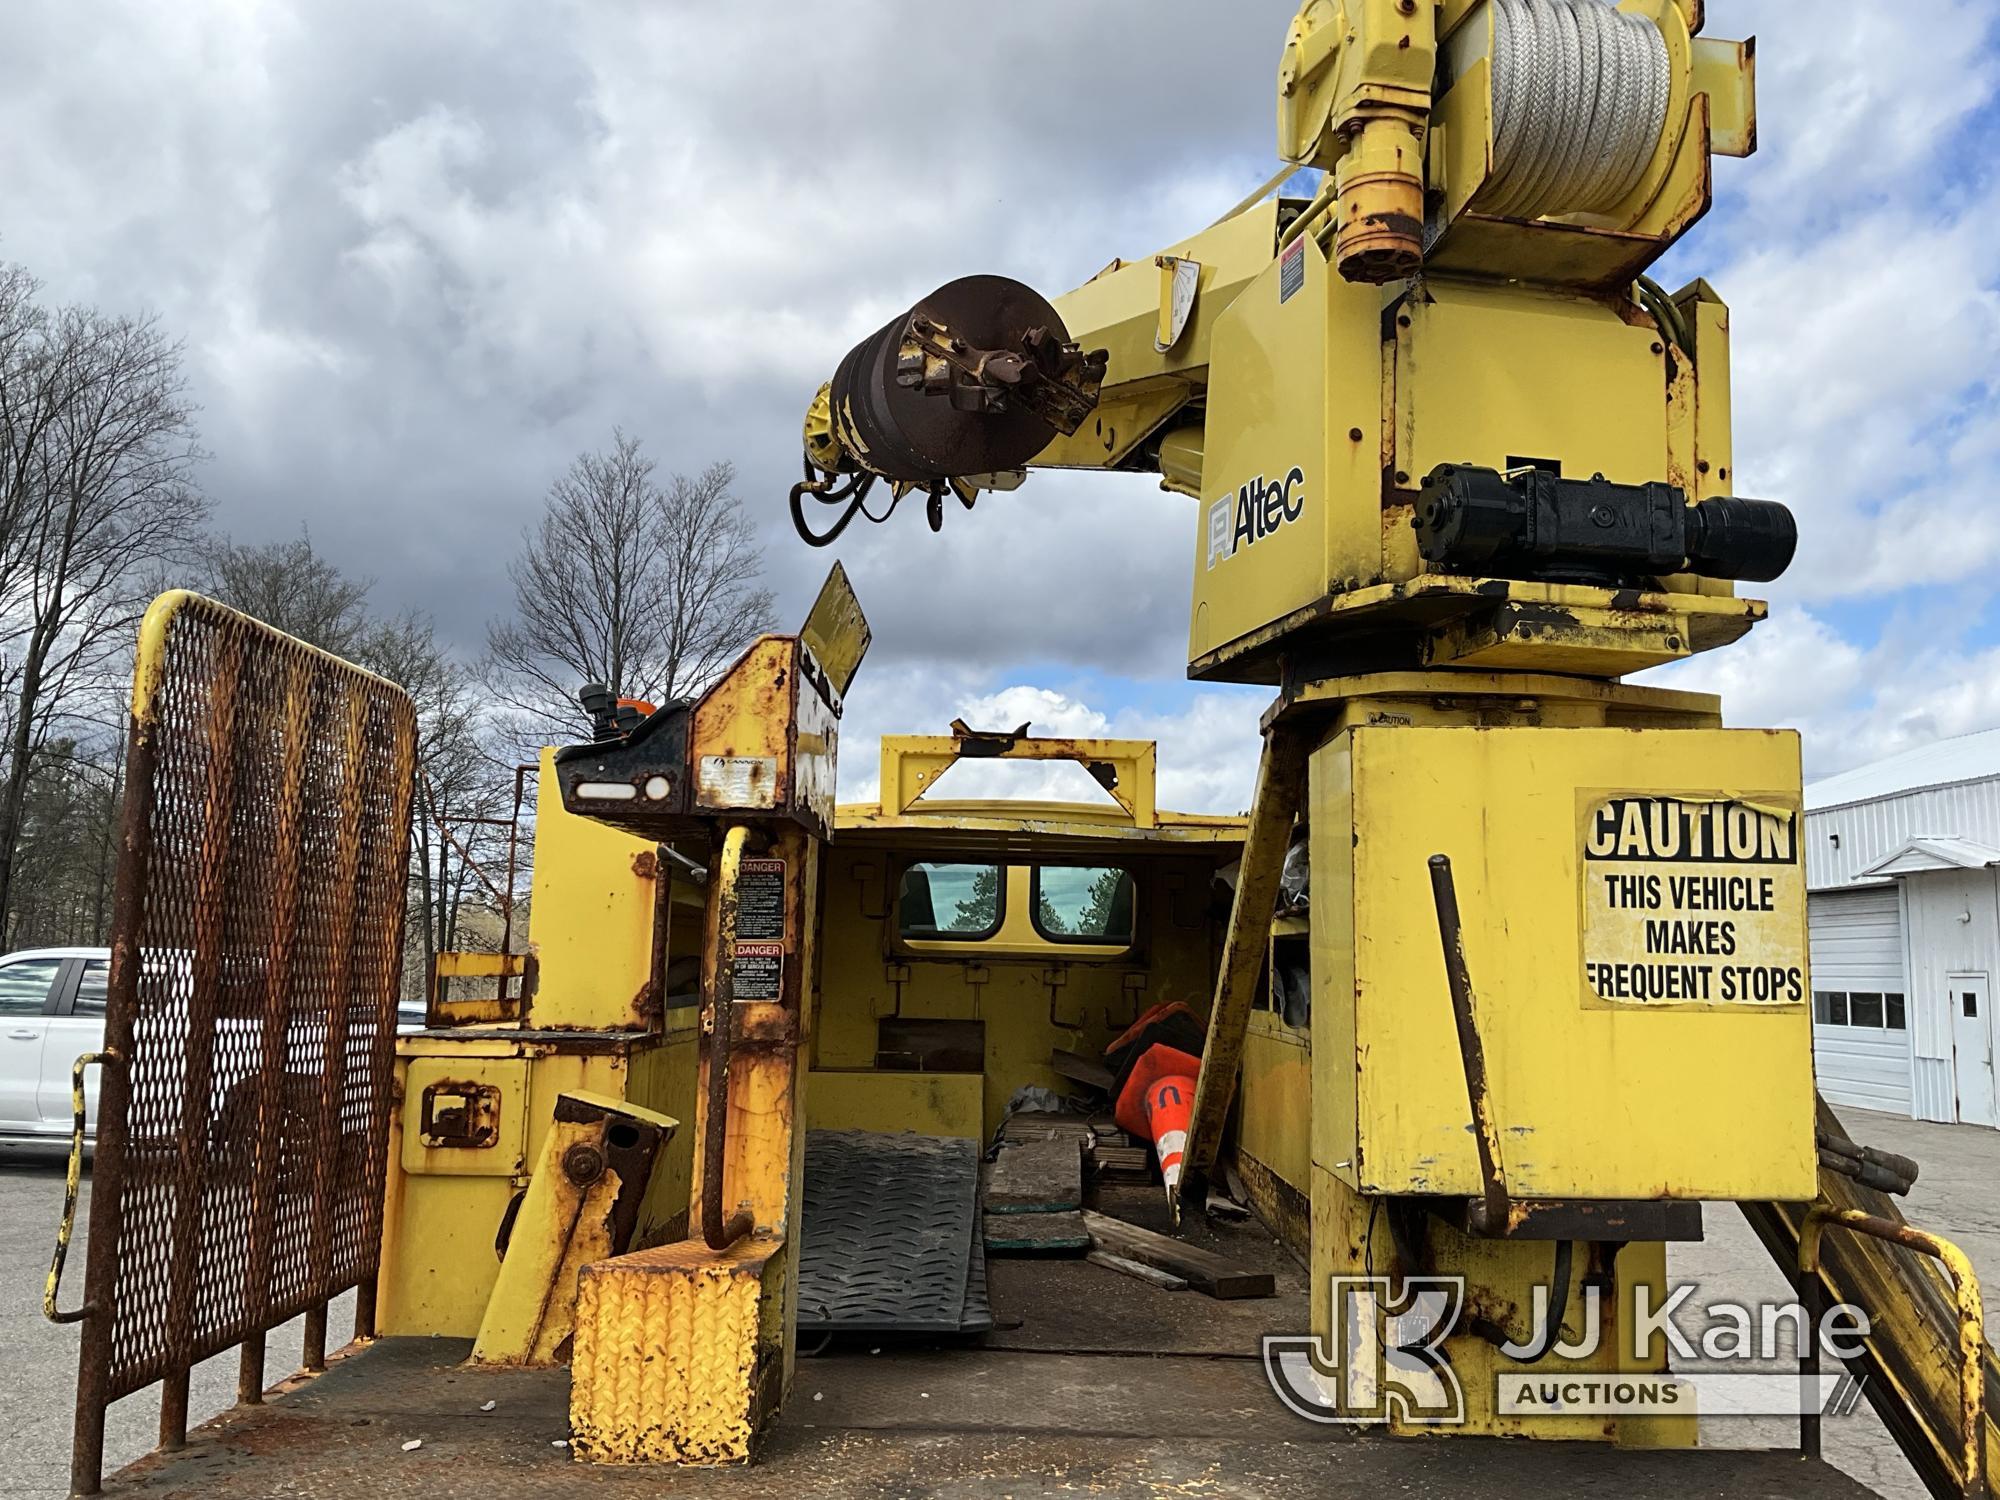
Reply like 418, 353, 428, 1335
91, 596, 415, 1403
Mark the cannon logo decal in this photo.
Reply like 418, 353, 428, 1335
1207, 466, 1306, 569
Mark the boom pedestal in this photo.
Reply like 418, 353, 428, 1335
1249, 670, 1816, 1439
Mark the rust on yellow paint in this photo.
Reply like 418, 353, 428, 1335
527, 745, 665, 1032
471, 1091, 679, 1368
376, 1036, 696, 1339
426, 947, 530, 1027
1183, 725, 1309, 1200
688, 826, 816, 1245
1800, 1208, 1984, 1500
1309, 1161, 1694, 1446
877, 730, 1160, 828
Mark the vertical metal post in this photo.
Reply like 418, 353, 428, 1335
159, 636, 246, 1450
354, 1278, 379, 1344
1799, 1230, 1824, 1463
237, 660, 312, 1405
302, 1304, 328, 1374
303, 690, 371, 1373
1181, 724, 1309, 1210
70, 717, 155, 1497
497, 764, 529, 1006
701, 826, 754, 1251
1428, 854, 1511, 1235
353, 696, 416, 1343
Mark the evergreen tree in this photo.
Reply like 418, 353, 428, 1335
952, 866, 1000, 931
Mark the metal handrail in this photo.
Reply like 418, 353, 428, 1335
44, 1052, 119, 1325
1799, 1204, 1987, 1499
702, 825, 755, 1251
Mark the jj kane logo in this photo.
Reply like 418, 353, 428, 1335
1264, 1276, 1872, 1426
1207, 465, 1306, 569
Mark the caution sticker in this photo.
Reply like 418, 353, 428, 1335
1580, 794, 1806, 1008
732, 942, 783, 1002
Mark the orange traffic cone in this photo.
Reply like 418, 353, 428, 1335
1113, 1043, 1201, 1198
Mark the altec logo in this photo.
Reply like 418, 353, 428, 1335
1207, 465, 1306, 569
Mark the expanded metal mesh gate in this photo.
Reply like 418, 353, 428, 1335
70, 592, 416, 1496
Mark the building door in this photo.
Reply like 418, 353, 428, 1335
1950, 973, 1997, 1129
1807, 886, 1912, 1115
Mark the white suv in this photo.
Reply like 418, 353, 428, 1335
0, 947, 108, 1145
0, 947, 431, 1149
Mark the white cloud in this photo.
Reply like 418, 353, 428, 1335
1647, 603, 2000, 780
835, 674, 1266, 816
1720, 202, 2000, 603
5, 1, 1999, 795
1628, 2, 2000, 778
1722, 0, 1997, 233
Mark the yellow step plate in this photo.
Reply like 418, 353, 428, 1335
570, 1236, 786, 1466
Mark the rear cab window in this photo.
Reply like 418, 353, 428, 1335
73, 959, 109, 1016
895, 862, 1135, 957
898, 863, 1004, 941
1031, 866, 1135, 946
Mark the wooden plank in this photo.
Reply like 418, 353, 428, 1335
1000, 1111, 1096, 1145
1090, 1145, 1153, 1182
1094, 1145, 1151, 1168
1079, 1210, 1275, 1300
983, 1134, 1083, 1214
985, 1210, 1089, 1253
1086, 1249, 1186, 1291
1049, 1047, 1114, 1093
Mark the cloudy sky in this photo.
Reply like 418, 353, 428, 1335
3, 2, 1994, 813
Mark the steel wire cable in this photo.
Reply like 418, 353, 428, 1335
1485, 0, 1671, 221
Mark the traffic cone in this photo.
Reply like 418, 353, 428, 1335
1113, 1043, 1201, 1198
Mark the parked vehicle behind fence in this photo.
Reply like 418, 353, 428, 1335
0, 947, 109, 1145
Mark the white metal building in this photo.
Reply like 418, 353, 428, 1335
1805, 729, 2000, 1127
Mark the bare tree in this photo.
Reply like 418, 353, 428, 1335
197, 533, 519, 990
196, 532, 372, 656
0, 273, 209, 936
656, 463, 778, 705
363, 610, 518, 991
2, 735, 123, 947
486, 433, 774, 742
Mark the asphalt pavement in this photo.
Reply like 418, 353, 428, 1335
0, 1108, 1991, 1498
0, 1143, 352, 1499
1669, 1106, 2000, 1499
